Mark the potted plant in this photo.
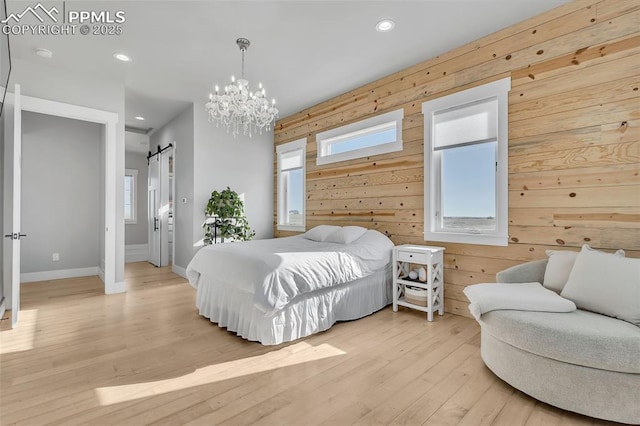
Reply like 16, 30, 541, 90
203, 187, 255, 244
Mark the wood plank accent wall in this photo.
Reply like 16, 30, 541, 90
273, 0, 640, 318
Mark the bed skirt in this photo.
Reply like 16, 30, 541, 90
194, 266, 392, 345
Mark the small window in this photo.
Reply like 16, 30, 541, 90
422, 77, 510, 246
316, 108, 404, 165
277, 138, 306, 231
124, 169, 138, 224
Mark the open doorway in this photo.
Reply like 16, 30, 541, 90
20, 112, 103, 282
124, 131, 150, 264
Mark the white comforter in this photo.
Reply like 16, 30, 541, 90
186, 230, 393, 315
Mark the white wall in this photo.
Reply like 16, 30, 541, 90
150, 105, 194, 271
21, 112, 102, 274
193, 101, 274, 244
150, 102, 274, 272
125, 151, 149, 245
0, 108, 4, 304
5, 58, 125, 288
98, 125, 105, 274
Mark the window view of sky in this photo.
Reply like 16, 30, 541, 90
442, 142, 496, 218
287, 168, 304, 214
330, 127, 396, 155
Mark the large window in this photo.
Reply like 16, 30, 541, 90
277, 138, 306, 231
316, 108, 404, 165
124, 169, 138, 224
422, 77, 510, 246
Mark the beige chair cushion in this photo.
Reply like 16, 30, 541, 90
480, 309, 640, 373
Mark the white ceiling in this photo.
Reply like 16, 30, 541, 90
8, 0, 568, 134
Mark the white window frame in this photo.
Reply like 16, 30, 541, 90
316, 108, 404, 165
124, 168, 138, 225
422, 77, 510, 246
277, 137, 306, 232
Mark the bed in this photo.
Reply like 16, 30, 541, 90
186, 225, 394, 345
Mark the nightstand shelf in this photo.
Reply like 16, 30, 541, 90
393, 245, 445, 321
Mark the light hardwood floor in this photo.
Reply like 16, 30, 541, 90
0, 262, 620, 425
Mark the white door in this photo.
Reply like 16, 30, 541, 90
159, 149, 172, 266
6, 85, 23, 328
148, 155, 161, 266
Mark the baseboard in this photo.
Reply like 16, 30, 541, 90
21, 267, 100, 283
126, 244, 149, 263
105, 280, 126, 294
0, 297, 5, 320
98, 267, 105, 283
172, 264, 187, 279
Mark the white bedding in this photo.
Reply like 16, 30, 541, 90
194, 266, 392, 345
187, 229, 393, 316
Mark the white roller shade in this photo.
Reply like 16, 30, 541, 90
433, 97, 497, 150
280, 148, 303, 171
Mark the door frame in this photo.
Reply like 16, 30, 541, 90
13, 93, 121, 294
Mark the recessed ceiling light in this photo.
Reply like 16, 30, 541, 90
376, 19, 395, 32
113, 53, 131, 62
36, 48, 53, 59
135, 116, 145, 121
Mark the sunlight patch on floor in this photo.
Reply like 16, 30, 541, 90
0, 309, 38, 354
94, 341, 345, 405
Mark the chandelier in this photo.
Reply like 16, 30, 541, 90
206, 38, 279, 138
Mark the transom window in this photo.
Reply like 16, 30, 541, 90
277, 138, 306, 231
422, 77, 510, 246
316, 108, 404, 165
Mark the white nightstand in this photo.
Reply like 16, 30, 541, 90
392, 245, 445, 321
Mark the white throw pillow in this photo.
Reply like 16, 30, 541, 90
325, 226, 368, 244
543, 250, 579, 293
561, 245, 639, 326
303, 225, 340, 242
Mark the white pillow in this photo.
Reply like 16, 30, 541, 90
544, 247, 624, 293
543, 250, 579, 293
325, 226, 368, 244
561, 245, 639, 326
303, 225, 340, 242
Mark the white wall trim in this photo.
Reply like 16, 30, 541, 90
0, 298, 5, 320
21, 267, 100, 283
172, 264, 187, 279
20, 95, 118, 124
105, 280, 126, 294
98, 266, 105, 283
126, 243, 149, 263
